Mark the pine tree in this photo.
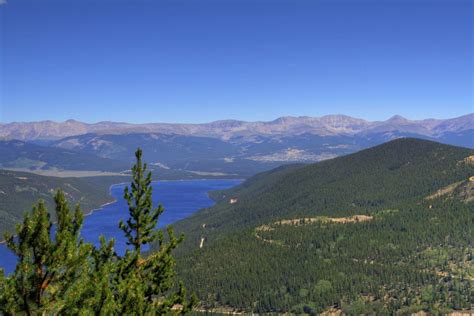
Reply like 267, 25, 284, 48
82, 235, 118, 315
117, 148, 195, 314
1, 191, 91, 315
120, 147, 163, 257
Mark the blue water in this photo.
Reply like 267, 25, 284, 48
0, 179, 242, 274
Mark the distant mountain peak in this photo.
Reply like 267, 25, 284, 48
387, 115, 408, 123
270, 116, 298, 123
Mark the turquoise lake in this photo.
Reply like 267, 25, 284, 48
0, 179, 242, 274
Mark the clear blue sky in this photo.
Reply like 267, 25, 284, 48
0, 0, 472, 123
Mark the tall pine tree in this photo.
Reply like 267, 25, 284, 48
120, 148, 163, 257
117, 148, 195, 314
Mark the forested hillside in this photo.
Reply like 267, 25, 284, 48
165, 138, 474, 314
0, 170, 124, 236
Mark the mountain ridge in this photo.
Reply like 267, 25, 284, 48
1, 113, 472, 141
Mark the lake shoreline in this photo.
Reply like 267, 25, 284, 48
0, 179, 243, 273
84, 178, 245, 217
0, 178, 244, 242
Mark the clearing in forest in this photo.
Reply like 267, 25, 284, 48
254, 215, 374, 244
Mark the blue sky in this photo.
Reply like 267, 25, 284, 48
0, 0, 472, 123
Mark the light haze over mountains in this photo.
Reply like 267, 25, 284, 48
0, 114, 472, 142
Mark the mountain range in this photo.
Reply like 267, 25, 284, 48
1, 114, 472, 143
0, 114, 472, 178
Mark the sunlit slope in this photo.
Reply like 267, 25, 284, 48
168, 138, 474, 313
